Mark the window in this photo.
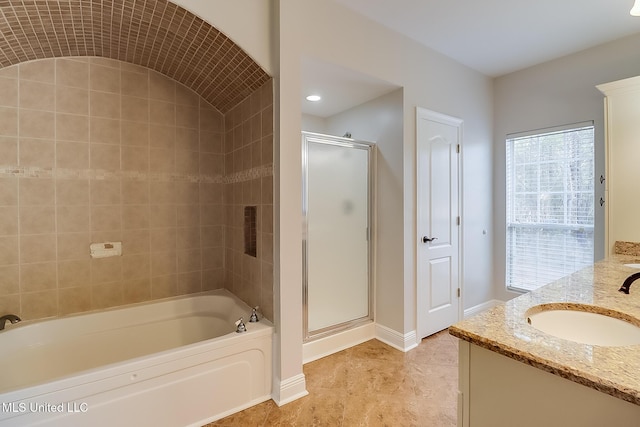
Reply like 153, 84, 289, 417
506, 123, 594, 292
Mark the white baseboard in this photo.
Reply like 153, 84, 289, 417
375, 324, 418, 352
303, 322, 375, 364
464, 299, 503, 319
272, 374, 308, 407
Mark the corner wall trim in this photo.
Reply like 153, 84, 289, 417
375, 324, 418, 352
272, 374, 308, 407
464, 300, 503, 319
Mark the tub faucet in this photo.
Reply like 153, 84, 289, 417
235, 317, 247, 333
619, 272, 640, 294
0, 314, 21, 330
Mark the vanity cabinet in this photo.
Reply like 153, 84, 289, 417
597, 76, 640, 255
457, 341, 640, 427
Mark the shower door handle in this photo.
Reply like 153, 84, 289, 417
422, 236, 438, 243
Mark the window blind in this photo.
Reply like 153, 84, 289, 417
506, 123, 594, 292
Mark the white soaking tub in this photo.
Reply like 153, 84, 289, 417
0, 289, 273, 427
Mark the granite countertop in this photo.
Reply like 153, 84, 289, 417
449, 253, 640, 406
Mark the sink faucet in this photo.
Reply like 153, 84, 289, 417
619, 272, 640, 294
0, 314, 21, 330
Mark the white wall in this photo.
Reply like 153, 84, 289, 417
493, 32, 640, 301
279, 0, 493, 357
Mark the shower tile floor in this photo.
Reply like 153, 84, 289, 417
205, 330, 458, 426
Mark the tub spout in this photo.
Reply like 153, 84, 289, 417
0, 314, 21, 330
619, 272, 640, 294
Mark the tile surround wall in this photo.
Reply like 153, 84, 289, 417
0, 57, 274, 321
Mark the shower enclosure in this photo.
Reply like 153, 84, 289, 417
302, 132, 375, 341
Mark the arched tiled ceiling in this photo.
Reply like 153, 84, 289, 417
0, 0, 270, 113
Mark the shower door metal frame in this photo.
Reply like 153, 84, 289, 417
302, 131, 376, 342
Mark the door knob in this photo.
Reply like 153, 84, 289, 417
422, 236, 438, 243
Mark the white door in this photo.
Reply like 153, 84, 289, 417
416, 107, 461, 339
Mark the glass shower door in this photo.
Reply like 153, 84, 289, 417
303, 132, 373, 340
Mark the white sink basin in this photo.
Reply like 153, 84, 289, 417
526, 306, 640, 346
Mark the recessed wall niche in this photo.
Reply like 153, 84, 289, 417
0, 57, 274, 322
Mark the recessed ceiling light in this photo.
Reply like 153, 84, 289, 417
306, 95, 321, 102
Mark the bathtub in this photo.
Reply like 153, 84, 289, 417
0, 289, 273, 427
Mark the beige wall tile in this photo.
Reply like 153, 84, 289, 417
200, 131, 223, 154
0, 107, 18, 136
0, 66, 17, 78
149, 182, 175, 204
90, 64, 121, 93
57, 232, 90, 261
0, 77, 18, 107
19, 178, 54, 206
20, 234, 56, 263
20, 60, 54, 84
20, 205, 55, 234
122, 205, 150, 230
0, 178, 18, 206
149, 72, 175, 102
20, 80, 55, 111
177, 271, 201, 294
90, 180, 121, 205
177, 249, 201, 273
122, 254, 149, 279
0, 137, 17, 166
59, 286, 91, 315
90, 117, 121, 144
90, 91, 120, 119
121, 96, 149, 123
175, 149, 199, 174
19, 109, 55, 139
91, 205, 122, 232
201, 226, 223, 248
56, 141, 89, 169
57, 113, 89, 142
150, 147, 175, 173
176, 105, 199, 129
122, 146, 149, 171
176, 127, 199, 152
150, 227, 176, 252
0, 265, 19, 295
20, 262, 57, 292
151, 274, 177, 299
56, 86, 89, 115
149, 205, 176, 228
121, 121, 149, 146
58, 259, 91, 288
150, 125, 175, 148
122, 181, 149, 205
175, 182, 199, 205
56, 59, 89, 89
175, 85, 199, 108
121, 229, 150, 255
176, 227, 200, 250
123, 277, 151, 304
151, 251, 177, 276
150, 102, 175, 125
0, 206, 18, 235
19, 138, 55, 168
91, 282, 123, 309
177, 205, 200, 227
90, 143, 121, 170
57, 205, 90, 233
21, 290, 57, 319
121, 70, 149, 98
90, 257, 122, 284
56, 179, 90, 206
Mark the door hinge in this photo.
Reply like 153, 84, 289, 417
456, 216, 461, 226
456, 144, 460, 154
457, 288, 461, 298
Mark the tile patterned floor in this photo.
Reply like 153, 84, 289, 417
206, 330, 458, 426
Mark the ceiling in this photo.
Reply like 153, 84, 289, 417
335, 0, 640, 77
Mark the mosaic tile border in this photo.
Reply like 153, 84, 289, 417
0, 164, 273, 184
